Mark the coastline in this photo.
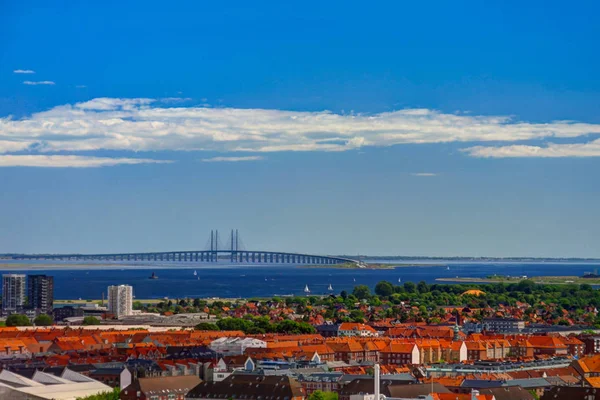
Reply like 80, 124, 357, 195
436, 276, 600, 285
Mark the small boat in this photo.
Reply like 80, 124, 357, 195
328, 284, 333, 291
265, 277, 268, 281
197, 277, 200, 280
353, 278, 356, 282
304, 285, 310, 294
193, 270, 197, 276
446, 266, 450, 270
398, 278, 401, 283
149, 272, 158, 279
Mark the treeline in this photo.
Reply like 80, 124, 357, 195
196, 316, 316, 334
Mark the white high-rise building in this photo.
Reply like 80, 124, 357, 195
2, 274, 26, 313
107, 284, 133, 318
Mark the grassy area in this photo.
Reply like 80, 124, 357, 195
436, 276, 600, 285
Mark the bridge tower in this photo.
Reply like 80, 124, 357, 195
210, 230, 220, 262
229, 229, 241, 262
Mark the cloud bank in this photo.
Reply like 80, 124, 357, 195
201, 156, 264, 162
463, 139, 600, 158
23, 80, 55, 86
411, 172, 438, 177
0, 155, 172, 168
1, 97, 599, 161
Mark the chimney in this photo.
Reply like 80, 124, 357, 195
374, 363, 380, 400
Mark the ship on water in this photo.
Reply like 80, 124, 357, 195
328, 284, 333, 291
149, 271, 158, 279
304, 284, 310, 294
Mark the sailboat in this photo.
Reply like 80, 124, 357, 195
446, 266, 450, 270
353, 278, 356, 282
149, 271, 158, 280
304, 285, 310, 294
193, 270, 198, 276
398, 278, 401, 283
328, 284, 333, 291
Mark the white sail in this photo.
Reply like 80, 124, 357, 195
304, 284, 310, 293
328, 284, 333, 291
398, 278, 401, 283
193, 270, 198, 276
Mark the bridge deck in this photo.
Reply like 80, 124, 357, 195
13, 250, 356, 265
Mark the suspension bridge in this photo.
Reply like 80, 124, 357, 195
12, 230, 357, 265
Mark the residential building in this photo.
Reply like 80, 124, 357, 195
121, 375, 201, 400
316, 324, 340, 337
2, 274, 26, 313
581, 335, 600, 355
482, 318, 525, 333
380, 343, 420, 365
27, 274, 54, 315
338, 323, 378, 337
209, 337, 267, 356
89, 367, 132, 390
108, 284, 133, 318
297, 373, 343, 395
53, 305, 85, 321
186, 375, 305, 400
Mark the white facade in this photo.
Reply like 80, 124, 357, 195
107, 285, 133, 318
209, 337, 267, 355
2, 274, 26, 312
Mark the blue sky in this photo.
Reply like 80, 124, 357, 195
1, 1, 599, 257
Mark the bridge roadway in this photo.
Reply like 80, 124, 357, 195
13, 250, 355, 265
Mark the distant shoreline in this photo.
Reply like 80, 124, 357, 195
304, 262, 444, 270
437, 276, 600, 285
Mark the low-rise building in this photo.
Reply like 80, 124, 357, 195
0, 368, 113, 399
53, 305, 85, 321
338, 323, 378, 337
482, 318, 525, 333
186, 374, 305, 400
209, 337, 267, 356
121, 375, 201, 400
380, 343, 420, 365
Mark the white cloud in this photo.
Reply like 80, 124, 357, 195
463, 139, 600, 158
201, 156, 264, 162
411, 172, 438, 177
23, 80, 55, 86
13, 69, 35, 74
0, 155, 172, 168
1, 97, 600, 156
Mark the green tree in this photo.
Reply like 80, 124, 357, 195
403, 281, 416, 293
195, 322, 219, 330
349, 310, 365, 323
5, 314, 31, 327
308, 390, 338, 400
274, 320, 316, 334
132, 301, 144, 310
82, 316, 100, 325
34, 314, 54, 326
374, 281, 394, 297
352, 285, 371, 300
77, 388, 120, 400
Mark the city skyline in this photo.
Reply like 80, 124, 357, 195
1, 1, 599, 257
